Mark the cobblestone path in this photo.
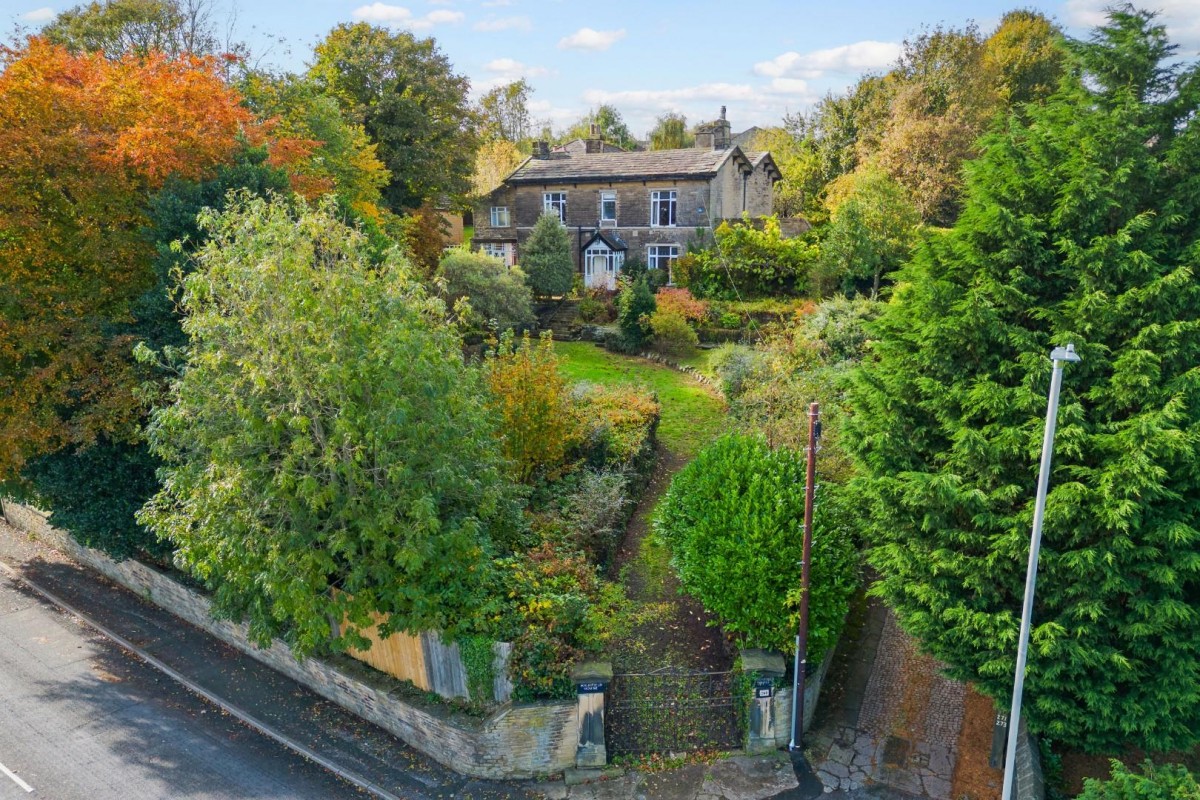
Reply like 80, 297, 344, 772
805, 600, 966, 799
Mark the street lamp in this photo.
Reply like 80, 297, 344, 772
1001, 343, 1080, 800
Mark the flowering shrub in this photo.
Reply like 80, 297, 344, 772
655, 287, 709, 323
578, 289, 617, 323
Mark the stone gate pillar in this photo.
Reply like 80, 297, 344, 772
742, 649, 786, 754
570, 661, 612, 769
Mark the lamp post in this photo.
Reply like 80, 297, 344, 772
1001, 344, 1080, 800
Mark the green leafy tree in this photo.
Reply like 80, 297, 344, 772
139, 195, 519, 655
43, 0, 230, 59
308, 22, 476, 211
655, 434, 858, 658
436, 249, 533, 333
1078, 761, 1200, 800
562, 104, 637, 150
520, 213, 573, 297
818, 167, 921, 297
648, 112, 692, 150
477, 79, 532, 143
846, 9, 1200, 751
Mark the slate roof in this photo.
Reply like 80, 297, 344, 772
582, 230, 628, 251
505, 147, 751, 184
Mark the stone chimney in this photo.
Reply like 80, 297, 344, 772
532, 140, 550, 159
585, 123, 604, 154
713, 106, 731, 149
693, 106, 732, 150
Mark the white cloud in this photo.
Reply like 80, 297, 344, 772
583, 83, 760, 107
351, 2, 413, 23
351, 3, 463, 30
19, 7, 55, 22
473, 57, 551, 93
482, 0, 511, 5
754, 40, 901, 80
473, 15, 531, 32
1065, 0, 1200, 53
558, 27, 625, 52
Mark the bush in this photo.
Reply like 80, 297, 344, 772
649, 310, 699, 356
521, 213, 574, 298
578, 289, 617, 323
1078, 761, 1200, 800
486, 543, 632, 700
655, 287, 709, 322
718, 311, 742, 329
483, 331, 582, 484
710, 343, 756, 398
565, 469, 630, 564
682, 215, 819, 299
616, 276, 656, 349
573, 383, 660, 472
655, 434, 858, 658
436, 249, 534, 333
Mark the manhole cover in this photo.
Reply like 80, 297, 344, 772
882, 736, 911, 767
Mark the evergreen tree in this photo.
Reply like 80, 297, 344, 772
846, 9, 1200, 752
521, 213, 573, 297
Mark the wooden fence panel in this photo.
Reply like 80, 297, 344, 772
422, 631, 470, 700
346, 611, 431, 691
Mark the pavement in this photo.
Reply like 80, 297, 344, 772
0, 516, 952, 800
804, 598, 963, 800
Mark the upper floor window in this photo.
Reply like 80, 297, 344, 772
490, 206, 510, 227
543, 192, 567, 223
600, 191, 617, 226
651, 190, 677, 227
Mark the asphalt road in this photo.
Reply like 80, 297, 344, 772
0, 572, 365, 800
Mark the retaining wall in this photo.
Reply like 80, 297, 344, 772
1, 500, 575, 779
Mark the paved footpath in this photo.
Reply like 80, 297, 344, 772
804, 598, 964, 800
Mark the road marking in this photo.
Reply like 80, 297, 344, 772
0, 760, 33, 793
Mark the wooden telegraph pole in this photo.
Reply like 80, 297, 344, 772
789, 402, 819, 750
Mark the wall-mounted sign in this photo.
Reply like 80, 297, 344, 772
577, 681, 606, 694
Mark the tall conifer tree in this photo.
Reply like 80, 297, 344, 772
847, 8, 1200, 751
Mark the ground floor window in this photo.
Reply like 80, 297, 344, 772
646, 244, 680, 283
480, 242, 516, 266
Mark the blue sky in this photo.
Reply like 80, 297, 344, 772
7, 0, 1199, 137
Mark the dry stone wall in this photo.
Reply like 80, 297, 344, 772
1, 500, 576, 779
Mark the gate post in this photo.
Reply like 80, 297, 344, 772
570, 661, 612, 769
741, 649, 786, 754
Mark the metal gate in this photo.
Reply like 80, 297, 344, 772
604, 668, 743, 756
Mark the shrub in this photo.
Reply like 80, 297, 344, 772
710, 343, 757, 398
521, 213, 574, 298
655, 434, 858, 658
486, 543, 632, 700
573, 383, 660, 471
1078, 761, 1200, 800
683, 215, 819, 299
578, 289, 617, 323
436, 249, 534, 333
616, 276, 656, 349
649, 310, 699, 356
565, 468, 630, 564
483, 331, 582, 484
718, 311, 742, 329
655, 287, 709, 322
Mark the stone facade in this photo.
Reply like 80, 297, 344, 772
1, 500, 576, 780
474, 115, 780, 279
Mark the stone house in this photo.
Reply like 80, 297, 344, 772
473, 109, 781, 290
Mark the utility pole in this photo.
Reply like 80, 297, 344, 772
789, 402, 819, 751
1001, 344, 1080, 800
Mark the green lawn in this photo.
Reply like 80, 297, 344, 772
554, 342, 725, 457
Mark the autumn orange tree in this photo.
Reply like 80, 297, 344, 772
0, 38, 254, 482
